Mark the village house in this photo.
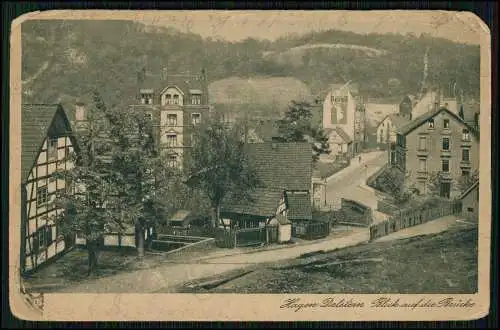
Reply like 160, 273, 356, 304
320, 82, 366, 161
20, 104, 78, 274
376, 114, 411, 147
458, 180, 479, 222
130, 67, 211, 170
394, 107, 479, 199
220, 142, 313, 244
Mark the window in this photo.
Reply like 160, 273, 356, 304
419, 136, 427, 151
428, 119, 434, 128
467, 207, 474, 212
380, 129, 384, 143
166, 134, 177, 147
462, 129, 470, 141
37, 186, 48, 206
462, 149, 470, 162
191, 94, 202, 105
442, 159, 450, 172
165, 94, 172, 105
167, 114, 177, 126
168, 155, 177, 168
419, 159, 427, 172
145, 112, 153, 121
440, 182, 451, 199
443, 119, 450, 129
48, 138, 58, 159
173, 94, 179, 105
64, 146, 71, 160
192, 113, 201, 125
442, 137, 450, 151
462, 170, 470, 177
34, 226, 53, 253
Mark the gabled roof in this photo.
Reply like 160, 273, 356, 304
286, 192, 312, 220
396, 107, 479, 137
325, 127, 353, 144
21, 104, 73, 183
139, 73, 208, 97
458, 180, 479, 200
221, 188, 284, 217
245, 142, 313, 191
378, 113, 410, 129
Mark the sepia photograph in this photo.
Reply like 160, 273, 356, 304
9, 10, 491, 321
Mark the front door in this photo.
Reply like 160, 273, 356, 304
440, 182, 451, 199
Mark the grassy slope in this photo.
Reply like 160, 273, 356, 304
209, 226, 478, 294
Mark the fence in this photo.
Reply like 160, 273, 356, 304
369, 200, 462, 240
377, 199, 400, 215
160, 225, 216, 238
215, 226, 278, 248
292, 221, 330, 240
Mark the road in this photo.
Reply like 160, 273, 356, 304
54, 227, 370, 293
320, 151, 389, 223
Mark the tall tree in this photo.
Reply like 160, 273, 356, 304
103, 104, 183, 258
185, 114, 258, 228
275, 100, 330, 162
53, 91, 117, 275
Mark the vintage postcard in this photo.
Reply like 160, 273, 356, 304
9, 10, 491, 321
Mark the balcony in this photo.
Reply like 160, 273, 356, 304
416, 170, 428, 179
460, 160, 472, 168
440, 149, 452, 157
416, 149, 428, 157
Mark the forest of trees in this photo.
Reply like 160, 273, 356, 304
22, 20, 480, 114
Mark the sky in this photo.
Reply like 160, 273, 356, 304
137, 10, 486, 45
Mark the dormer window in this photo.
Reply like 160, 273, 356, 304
173, 95, 179, 105
165, 94, 172, 105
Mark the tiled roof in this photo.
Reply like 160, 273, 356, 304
458, 180, 479, 200
325, 127, 353, 144
245, 142, 313, 191
396, 107, 479, 137
169, 209, 192, 222
286, 192, 312, 220
221, 188, 284, 217
21, 104, 71, 183
139, 73, 208, 98
387, 113, 411, 129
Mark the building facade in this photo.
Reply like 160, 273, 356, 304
132, 68, 211, 169
21, 104, 78, 274
376, 114, 410, 146
321, 83, 366, 159
394, 107, 479, 198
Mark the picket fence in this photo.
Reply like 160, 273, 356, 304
369, 200, 462, 240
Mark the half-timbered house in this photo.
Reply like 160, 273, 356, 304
20, 104, 78, 274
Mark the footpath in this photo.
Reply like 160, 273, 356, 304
53, 227, 370, 293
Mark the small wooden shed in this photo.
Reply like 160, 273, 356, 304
168, 210, 195, 229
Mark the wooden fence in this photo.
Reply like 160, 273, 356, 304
369, 200, 462, 240
215, 226, 279, 248
292, 221, 330, 240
